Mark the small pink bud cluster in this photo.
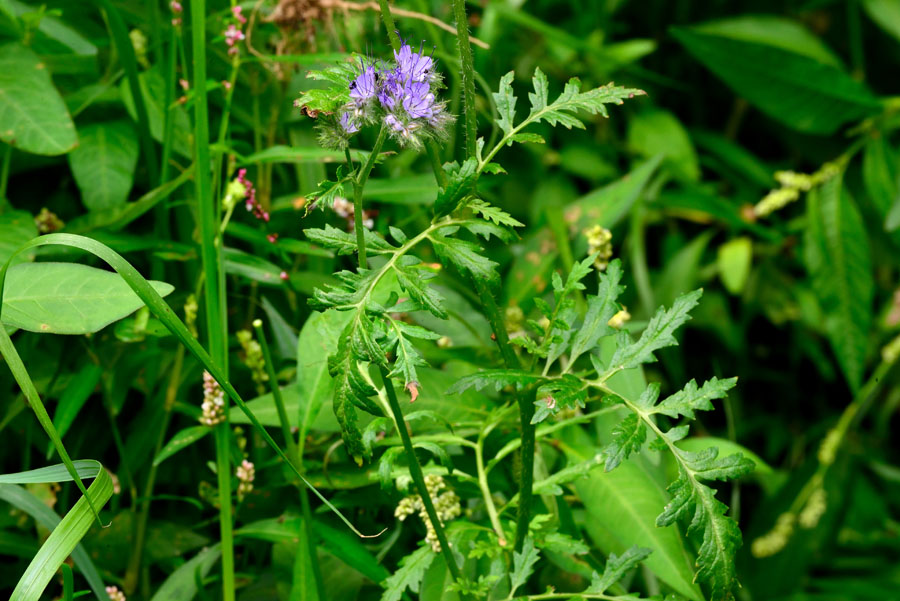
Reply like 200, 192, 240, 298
199, 371, 226, 426
236, 459, 255, 501
224, 23, 245, 56
232, 5, 247, 24
238, 169, 267, 222
170, 1, 182, 27
106, 586, 126, 601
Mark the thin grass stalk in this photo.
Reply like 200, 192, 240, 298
123, 346, 185, 595
253, 319, 325, 600
190, 0, 234, 598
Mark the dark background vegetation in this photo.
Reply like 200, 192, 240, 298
1, 0, 899, 599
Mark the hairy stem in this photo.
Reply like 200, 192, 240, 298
473, 278, 535, 552
452, 0, 478, 156
352, 126, 388, 267
380, 366, 469, 598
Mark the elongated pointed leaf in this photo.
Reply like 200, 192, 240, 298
0, 42, 77, 155
1, 262, 174, 334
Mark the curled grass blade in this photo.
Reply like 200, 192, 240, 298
0, 233, 384, 538
0, 460, 113, 601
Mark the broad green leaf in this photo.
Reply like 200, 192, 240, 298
692, 15, 843, 66
671, 27, 881, 134
862, 0, 900, 43
382, 545, 436, 601
68, 121, 139, 211
628, 109, 699, 182
692, 129, 774, 188
152, 426, 211, 466
0, 210, 37, 266
0, 42, 77, 155
862, 134, 898, 221
576, 454, 703, 601
119, 67, 192, 159
6, 0, 97, 56
46, 362, 103, 456
804, 177, 873, 392
1, 262, 174, 334
0, 461, 113, 601
224, 247, 287, 287
717, 237, 753, 295
149, 545, 221, 601
570, 154, 664, 232
655, 231, 713, 308
313, 520, 391, 584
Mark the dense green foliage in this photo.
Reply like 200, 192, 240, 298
1, 1, 899, 601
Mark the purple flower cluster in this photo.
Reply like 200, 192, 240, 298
331, 41, 453, 150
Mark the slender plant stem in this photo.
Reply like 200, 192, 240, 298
123, 346, 185, 595
352, 126, 388, 267
378, 0, 402, 50
0, 142, 12, 204
190, 0, 234, 598
473, 278, 534, 552
380, 366, 469, 596
475, 427, 505, 541
253, 319, 325, 601
451, 0, 477, 156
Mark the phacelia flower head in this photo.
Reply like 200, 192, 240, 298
302, 37, 453, 151
395, 42, 435, 83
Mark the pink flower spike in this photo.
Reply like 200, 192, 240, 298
179, 78, 189, 91
222, 80, 232, 90
279, 271, 289, 281
267, 233, 278, 243
170, 1, 182, 13
232, 5, 247, 24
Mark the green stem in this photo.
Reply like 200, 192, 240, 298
473, 278, 534, 552
452, 0, 478, 156
379, 366, 469, 597
0, 142, 12, 205
190, 0, 233, 598
123, 346, 185, 595
475, 422, 505, 542
352, 126, 388, 268
252, 320, 298, 460
377, 0, 402, 51
253, 319, 325, 601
